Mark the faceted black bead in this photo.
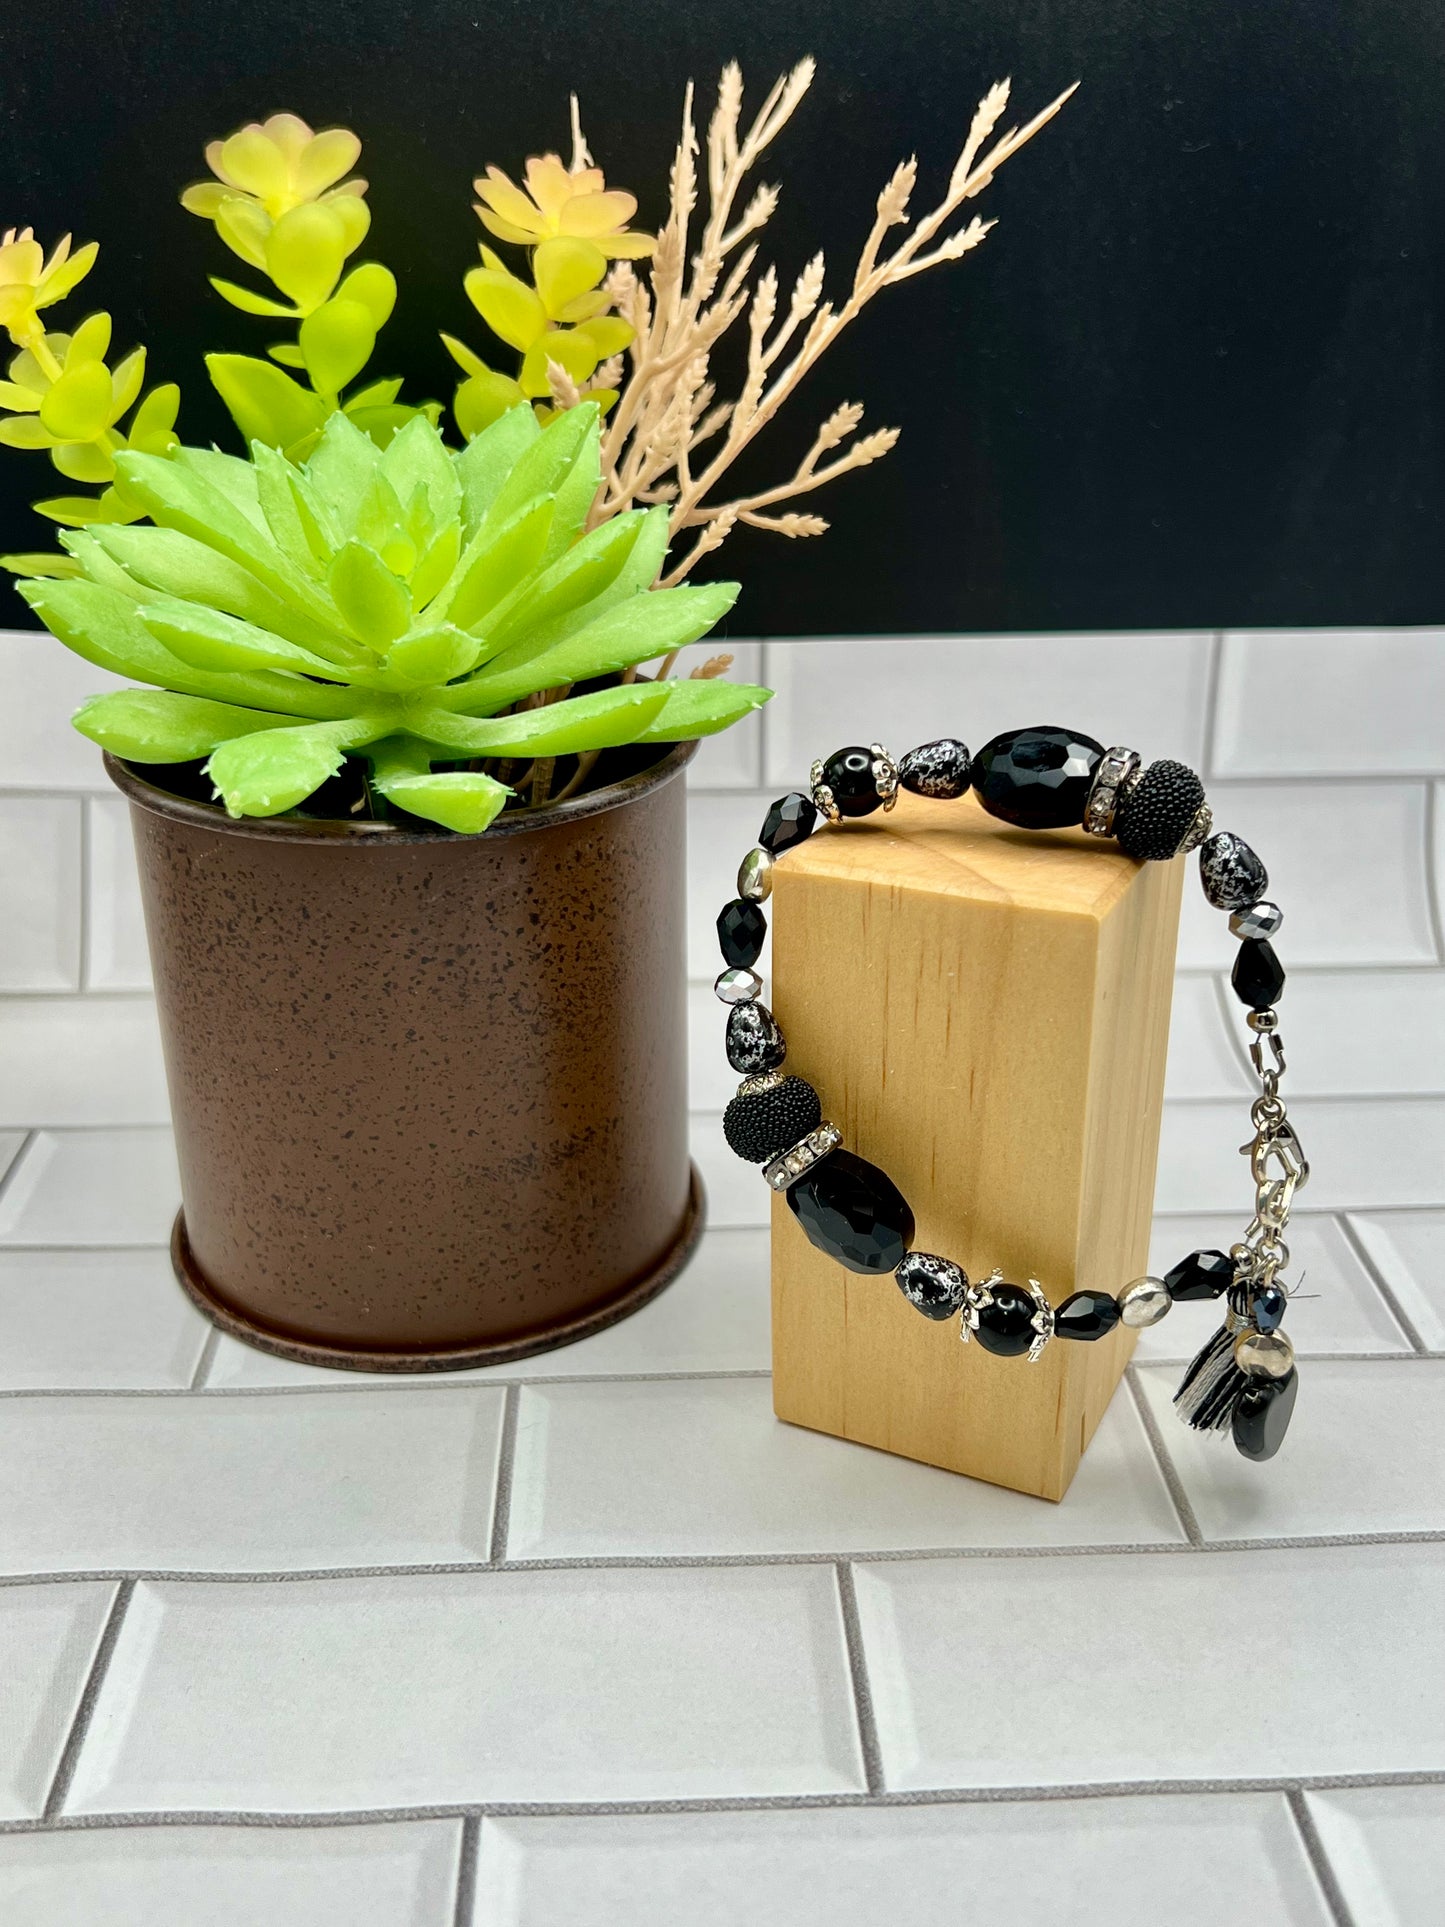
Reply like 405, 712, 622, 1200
1054, 1289, 1122, 1340
1165, 1248, 1235, 1302
787, 1149, 915, 1275
972, 1280, 1040, 1356
723, 1075, 821, 1163
1232, 1367, 1298, 1462
1251, 1282, 1288, 1333
899, 738, 972, 801
717, 897, 767, 968
1231, 937, 1286, 1010
1115, 760, 1206, 862
1200, 831, 1268, 912
820, 746, 882, 817
759, 791, 817, 855
725, 1000, 786, 1075
895, 1251, 970, 1320
970, 726, 1105, 830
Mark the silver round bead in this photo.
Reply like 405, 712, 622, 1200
1118, 1276, 1171, 1327
1229, 899, 1283, 941
1234, 1329, 1295, 1379
715, 967, 762, 1005
737, 847, 775, 902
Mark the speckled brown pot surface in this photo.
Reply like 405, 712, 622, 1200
106, 745, 702, 1369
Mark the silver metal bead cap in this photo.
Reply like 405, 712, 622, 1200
1083, 747, 1142, 838
1119, 1276, 1171, 1327
737, 1069, 787, 1097
808, 759, 842, 825
1230, 899, 1283, 941
714, 967, 762, 1005
870, 743, 901, 812
763, 1121, 842, 1192
737, 846, 775, 902
1024, 1277, 1055, 1362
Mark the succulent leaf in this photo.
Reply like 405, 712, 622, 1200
72, 688, 303, 762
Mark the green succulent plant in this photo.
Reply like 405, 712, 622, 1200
16, 401, 761, 833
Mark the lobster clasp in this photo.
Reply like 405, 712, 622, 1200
1248, 1117, 1310, 1220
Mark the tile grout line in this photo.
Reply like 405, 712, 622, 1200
1285, 1787, 1360, 1927
488, 1383, 521, 1565
452, 1812, 481, 1927
833, 1563, 885, 1797
77, 796, 93, 992
1200, 630, 1226, 783
1333, 1214, 1430, 1354
41, 1578, 134, 1821
1421, 781, 1445, 965
0, 1129, 37, 1208
1208, 970, 1256, 1084
1124, 1366, 1203, 1545
187, 1326, 221, 1391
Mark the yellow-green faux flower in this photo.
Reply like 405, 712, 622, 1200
0, 230, 99, 343
474, 155, 654, 257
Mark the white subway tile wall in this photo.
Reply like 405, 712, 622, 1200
0, 624, 1439, 1917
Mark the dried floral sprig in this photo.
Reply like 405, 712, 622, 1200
589, 63, 1075, 584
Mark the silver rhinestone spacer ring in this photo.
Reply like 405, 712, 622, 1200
1083, 747, 1142, 838
764, 1121, 842, 1192
808, 758, 842, 825
737, 1069, 788, 1097
1177, 800, 1214, 856
870, 743, 900, 812
1025, 1277, 1054, 1362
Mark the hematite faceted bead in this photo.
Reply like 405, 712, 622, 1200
1054, 1289, 1122, 1340
898, 738, 972, 801
1251, 1282, 1288, 1332
972, 1280, 1040, 1356
725, 999, 786, 1074
1229, 899, 1282, 941
819, 746, 884, 818
717, 897, 767, 968
1200, 831, 1268, 912
759, 791, 817, 855
723, 1075, 821, 1163
1114, 759, 1207, 862
787, 1148, 915, 1275
970, 726, 1105, 830
1232, 1367, 1297, 1462
1164, 1248, 1235, 1302
1232, 937, 1286, 1010
714, 967, 761, 1004
895, 1251, 970, 1320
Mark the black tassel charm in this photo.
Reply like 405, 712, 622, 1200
1173, 1319, 1249, 1433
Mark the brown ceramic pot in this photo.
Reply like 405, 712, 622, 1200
106, 745, 703, 1370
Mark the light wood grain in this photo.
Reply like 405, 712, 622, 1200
769, 790, 1184, 1501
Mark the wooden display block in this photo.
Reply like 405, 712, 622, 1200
769, 789, 1184, 1502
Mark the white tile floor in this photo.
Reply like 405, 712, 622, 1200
0, 626, 1442, 1923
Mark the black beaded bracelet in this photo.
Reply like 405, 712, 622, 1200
715, 728, 1309, 1465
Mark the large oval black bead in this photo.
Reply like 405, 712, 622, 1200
759, 791, 817, 855
1232, 1367, 1297, 1461
899, 738, 972, 800
787, 1149, 915, 1275
725, 1000, 786, 1074
723, 1075, 822, 1163
971, 727, 1105, 830
717, 898, 767, 968
1231, 938, 1286, 1010
972, 1280, 1040, 1355
1164, 1248, 1235, 1302
1054, 1289, 1122, 1340
820, 746, 882, 817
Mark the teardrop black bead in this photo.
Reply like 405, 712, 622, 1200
972, 1280, 1040, 1356
1251, 1283, 1288, 1332
971, 727, 1105, 830
1232, 1367, 1298, 1461
787, 1149, 915, 1275
820, 746, 882, 817
1164, 1248, 1235, 1302
717, 898, 767, 968
1054, 1290, 1122, 1340
759, 792, 817, 855
1231, 938, 1286, 1010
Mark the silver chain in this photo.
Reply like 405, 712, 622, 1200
1231, 1007, 1309, 1293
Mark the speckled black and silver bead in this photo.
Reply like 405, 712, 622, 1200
1200, 831, 1268, 912
895, 1251, 970, 1320
723, 1075, 823, 1163
898, 738, 972, 800
725, 999, 787, 1074
1114, 759, 1207, 862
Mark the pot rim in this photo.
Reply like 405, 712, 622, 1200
103, 737, 697, 845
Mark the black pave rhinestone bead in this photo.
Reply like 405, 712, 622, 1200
970, 726, 1105, 830
895, 1251, 970, 1320
972, 1280, 1040, 1356
1232, 1367, 1297, 1462
717, 897, 767, 968
723, 1075, 822, 1163
725, 1000, 786, 1075
759, 791, 817, 855
898, 738, 972, 801
1232, 937, 1286, 1010
1054, 1289, 1122, 1340
1200, 831, 1268, 911
787, 1149, 915, 1275
1115, 760, 1207, 862
1251, 1282, 1288, 1333
820, 746, 883, 817
1165, 1248, 1235, 1302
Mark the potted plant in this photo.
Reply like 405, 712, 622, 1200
0, 62, 1070, 1367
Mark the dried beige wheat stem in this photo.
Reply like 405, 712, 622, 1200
587, 61, 1075, 586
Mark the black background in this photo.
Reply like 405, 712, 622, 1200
2, 0, 1442, 635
